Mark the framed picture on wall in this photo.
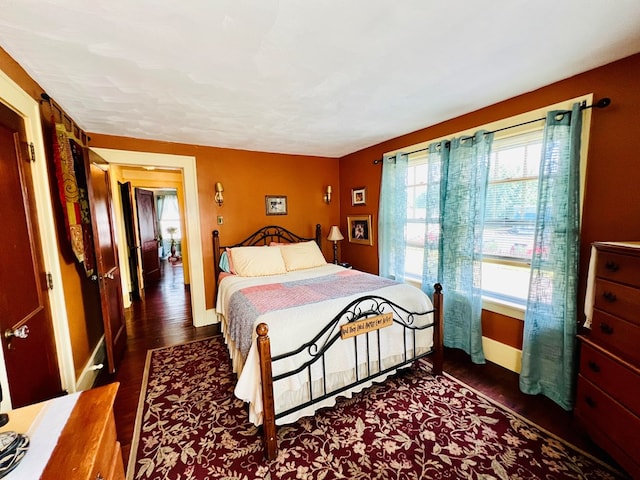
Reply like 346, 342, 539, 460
351, 186, 367, 206
265, 195, 288, 215
347, 214, 373, 246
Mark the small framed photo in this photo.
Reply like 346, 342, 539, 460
347, 214, 373, 246
265, 195, 288, 215
351, 186, 367, 206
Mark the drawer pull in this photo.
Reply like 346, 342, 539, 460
602, 291, 617, 302
604, 261, 619, 272
96, 474, 104, 480
587, 361, 600, 373
599, 323, 614, 335
585, 396, 597, 408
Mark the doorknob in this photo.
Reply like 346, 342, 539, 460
5, 325, 29, 340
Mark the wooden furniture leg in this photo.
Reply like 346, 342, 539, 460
256, 323, 277, 460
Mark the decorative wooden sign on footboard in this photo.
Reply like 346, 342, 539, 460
340, 313, 393, 339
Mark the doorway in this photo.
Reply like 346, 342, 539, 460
121, 182, 185, 301
0, 100, 63, 407
90, 148, 213, 327
0, 70, 76, 406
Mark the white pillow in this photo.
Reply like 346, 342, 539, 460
229, 246, 287, 277
279, 241, 327, 271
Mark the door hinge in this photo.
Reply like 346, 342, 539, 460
46, 272, 53, 290
29, 142, 36, 162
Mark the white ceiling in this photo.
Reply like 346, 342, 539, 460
2, 1, 640, 158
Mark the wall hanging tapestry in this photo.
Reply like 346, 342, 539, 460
51, 122, 95, 277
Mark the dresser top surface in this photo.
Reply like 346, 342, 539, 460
593, 241, 640, 256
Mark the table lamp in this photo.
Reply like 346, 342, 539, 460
327, 226, 344, 264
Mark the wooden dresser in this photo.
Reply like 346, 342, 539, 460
0, 382, 124, 479
576, 242, 640, 479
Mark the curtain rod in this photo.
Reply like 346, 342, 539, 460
372, 97, 611, 164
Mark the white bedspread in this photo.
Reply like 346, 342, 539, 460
216, 264, 434, 426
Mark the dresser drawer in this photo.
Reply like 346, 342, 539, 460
579, 341, 640, 416
590, 310, 640, 364
40, 384, 124, 479
108, 441, 125, 480
596, 250, 640, 288
593, 279, 640, 325
91, 412, 119, 480
574, 377, 640, 460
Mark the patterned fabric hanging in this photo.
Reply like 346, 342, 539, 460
51, 122, 96, 277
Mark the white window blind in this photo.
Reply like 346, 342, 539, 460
482, 129, 543, 305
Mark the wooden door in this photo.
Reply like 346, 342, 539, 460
0, 103, 62, 407
135, 188, 161, 286
86, 150, 127, 374
119, 182, 141, 300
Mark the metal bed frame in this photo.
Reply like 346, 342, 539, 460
213, 225, 443, 459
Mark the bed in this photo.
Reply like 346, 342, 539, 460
213, 224, 443, 459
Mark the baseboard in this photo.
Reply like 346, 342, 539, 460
76, 336, 107, 391
482, 336, 522, 373
193, 308, 220, 327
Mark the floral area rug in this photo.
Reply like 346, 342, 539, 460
128, 336, 625, 480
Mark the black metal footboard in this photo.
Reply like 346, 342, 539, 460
257, 283, 443, 460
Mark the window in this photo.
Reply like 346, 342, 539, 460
401, 131, 543, 305
156, 191, 181, 258
405, 155, 428, 279
482, 129, 543, 306
387, 95, 591, 315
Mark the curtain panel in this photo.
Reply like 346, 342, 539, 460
519, 103, 583, 410
378, 152, 408, 281
440, 132, 493, 364
421, 141, 448, 298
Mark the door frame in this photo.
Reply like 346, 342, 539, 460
0, 71, 75, 409
92, 148, 213, 327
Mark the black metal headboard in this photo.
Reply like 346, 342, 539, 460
212, 224, 322, 281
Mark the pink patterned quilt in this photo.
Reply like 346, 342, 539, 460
227, 269, 397, 357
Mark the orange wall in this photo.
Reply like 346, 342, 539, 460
87, 134, 340, 310
338, 52, 640, 346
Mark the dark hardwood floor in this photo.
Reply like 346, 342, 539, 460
97, 260, 617, 473
96, 261, 218, 464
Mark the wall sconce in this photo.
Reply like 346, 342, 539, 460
215, 182, 224, 206
324, 185, 332, 204
327, 225, 344, 264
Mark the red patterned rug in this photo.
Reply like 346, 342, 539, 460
128, 336, 625, 479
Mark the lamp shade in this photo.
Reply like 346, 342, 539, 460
327, 225, 344, 241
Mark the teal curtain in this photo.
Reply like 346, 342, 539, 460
519, 103, 583, 410
421, 141, 448, 298
378, 152, 408, 281
440, 131, 493, 364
